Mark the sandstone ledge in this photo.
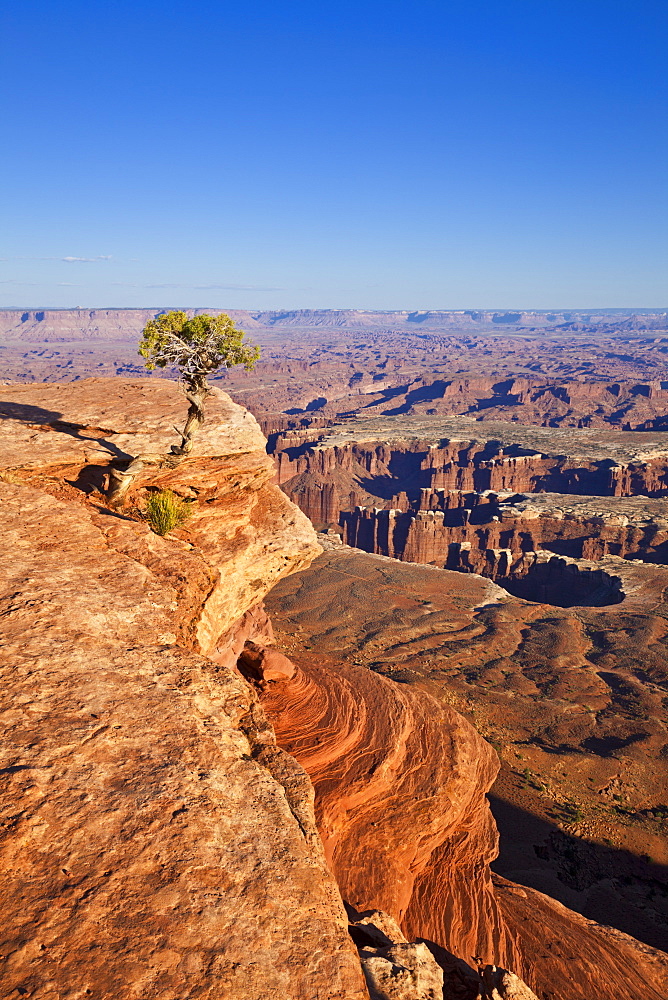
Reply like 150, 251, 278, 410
0, 380, 365, 1000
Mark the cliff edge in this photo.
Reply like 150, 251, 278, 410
0, 379, 366, 999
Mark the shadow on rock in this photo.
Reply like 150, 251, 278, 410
489, 793, 668, 952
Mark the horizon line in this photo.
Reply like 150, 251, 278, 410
1, 305, 667, 314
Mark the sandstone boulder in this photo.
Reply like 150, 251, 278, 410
478, 965, 539, 1000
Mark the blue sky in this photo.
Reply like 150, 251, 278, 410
1, 0, 666, 309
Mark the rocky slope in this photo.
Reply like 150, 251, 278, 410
255, 638, 668, 999
266, 544, 668, 967
0, 379, 368, 1000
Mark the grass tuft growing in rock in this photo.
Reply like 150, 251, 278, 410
143, 490, 193, 536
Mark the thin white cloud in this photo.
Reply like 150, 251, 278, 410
61, 255, 112, 263
144, 282, 283, 291
0, 255, 112, 263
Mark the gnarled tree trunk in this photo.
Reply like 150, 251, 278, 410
107, 381, 209, 508
171, 385, 209, 456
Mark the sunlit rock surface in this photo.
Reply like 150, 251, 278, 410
0, 379, 366, 1000
3, 377, 667, 1000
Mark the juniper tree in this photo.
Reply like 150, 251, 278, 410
107, 311, 260, 506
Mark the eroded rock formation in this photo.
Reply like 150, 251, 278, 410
268, 415, 668, 530
0, 379, 367, 1000
266, 543, 668, 917
254, 641, 668, 999
348, 910, 445, 1000
342, 489, 668, 607
2, 377, 667, 1000
5, 311, 668, 436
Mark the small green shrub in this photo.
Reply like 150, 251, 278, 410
143, 490, 193, 536
519, 766, 546, 792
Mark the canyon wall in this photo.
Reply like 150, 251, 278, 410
328, 374, 668, 429
0, 308, 264, 341
268, 419, 668, 527
341, 491, 668, 602
256, 646, 668, 999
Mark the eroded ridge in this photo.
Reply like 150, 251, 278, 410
269, 416, 668, 529
341, 489, 668, 607
254, 646, 668, 1000
6, 311, 668, 435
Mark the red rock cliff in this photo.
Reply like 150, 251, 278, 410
2, 379, 665, 1000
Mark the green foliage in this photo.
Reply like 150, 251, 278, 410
560, 801, 584, 823
143, 489, 193, 536
138, 310, 260, 389
519, 766, 546, 792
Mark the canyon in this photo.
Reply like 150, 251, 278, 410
269, 415, 668, 524
261, 406, 668, 921
266, 539, 668, 954
4, 308, 668, 433
2, 378, 667, 999
2, 310, 668, 996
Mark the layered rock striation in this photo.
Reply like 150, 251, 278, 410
255, 646, 668, 999
3, 378, 666, 1000
264, 545, 668, 998
342, 490, 668, 607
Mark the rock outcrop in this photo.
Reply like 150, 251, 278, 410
349, 911, 445, 1000
342, 489, 668, 607
478, 964, 539, 1000
0, 379, 367, 1000
3, 377, 667, 1000
265, 543, 668, 997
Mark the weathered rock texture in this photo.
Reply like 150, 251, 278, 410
265, 545, 668, 997
342, 489, 668, 607
0, 379, 369, 1000
257, 645, 668, 999
258, 653, 508, 957
3, 377, 668, 1000
479, 964, 539, 1000
349, 911, 445, 1000
0, 378, 320, 659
